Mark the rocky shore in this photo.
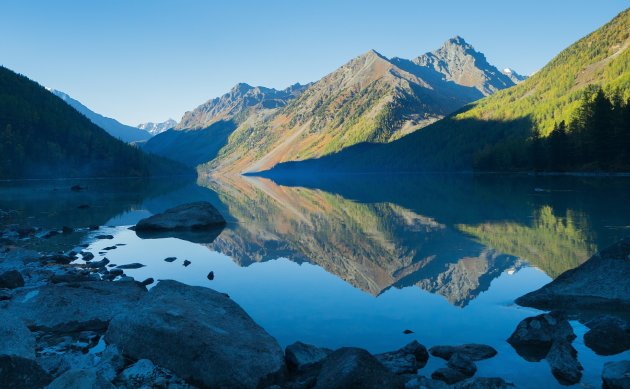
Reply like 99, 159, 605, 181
1, 202, 629, 388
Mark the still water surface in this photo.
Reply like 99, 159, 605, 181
1, 174, 630, 388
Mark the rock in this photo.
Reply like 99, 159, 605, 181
432, 367, 470, 385
516, 238, 630, 311
106, 280, 284, 389
507, 311, 575, 361
95, 235, 114, 240
546, 341, 583, 385
403, 329, 414, 334
454, 377, 514, 388
0, 270, 24, 289
183, 260, 191, 267
77, 204, 90, 209
43, 230, 61, 238
40, 254, 75, 265
0, 312, 35, 359
109, 269, 124, 276
116, 263, 145, 269
602, 360, 630, 389
448, 353, 477, 377
429, 344, 497, 361
47, 368, 115, 389
70, 185, 84, 191
314, 347, 405, 389
164, 257, 177, 262
6, 281, 146, 333
140, 278, 154, 286
285, 341, 332, 372
82, 252, 94, 261
86, 258, 110, 269
103, 246, 117, 250
62, 226, 73, 234
583, 315, 630, 355
375, 341, 429, 374
96, 345, 125, 381
119, 359, 156, 382
50, 273, 95, 284
405, 376, 449, 389
117, 358, 190, 388
0, 355, 52, 388
135, 202, 226, 232
207, 271, 214, 280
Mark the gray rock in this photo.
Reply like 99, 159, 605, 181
376, 341, 429, 375
516, 238, 630, 311
47, 368, 115, 389
454, 377, 514, 388
313, 347, 405, 389
429, 344, 497, 361
6, 280, 146, 333
96, 345, 125, 381
0, 311, 35, 359
116, 263, 145, 270
0, 270, 24, 289
431, 367, 470, 385
584, 315, 630, 356
602, 360, 630, 389
37, 349, 98, 377
507, 311, 575, 361
545, 341, 583, 385
135, 202, 225, 231
0, 354, 52, 388
405, 375, 449, 389
448, 353, 477, 377
119, 359, 156, 382
285, 341, 331, 372
106, 280, 284, 389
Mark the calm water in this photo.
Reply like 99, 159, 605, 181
1, 174, 630, 388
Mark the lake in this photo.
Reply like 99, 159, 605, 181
1, 173, 629, 388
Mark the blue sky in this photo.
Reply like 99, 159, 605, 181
1, 0, 628, 124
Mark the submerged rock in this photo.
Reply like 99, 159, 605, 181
106, 280, 284, 389
313, 347, 405, 389
602, 360, 630, 389
0, 355, 52, 388
135, 202, 226, 231
583, 315, 630, 356
516, 238, 630, 311
546, 341, 583, 385
429, 344, 497, 361
507, 311, 575, 361
375, 340, 429, 374
285, 341, 332, 372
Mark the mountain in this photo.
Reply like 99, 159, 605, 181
197, 38, 519, 174
50, 90, 152, 143
137, 119, 177, 136
142, 83, 308, 167
501, 68, 528, 84
266, 8, 630, 174
0, 66, 191, 179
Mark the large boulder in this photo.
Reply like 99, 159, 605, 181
0, 270, 24, 289
545, 341, 583, 385
375, 340, 429, 375
602, 361, 630, 389
134, 202, 225, 231
0, 354, 52, 388
106, 280, 284, 389
507, 311, 575, 361
4, 281, 146, 333
285, 341, 332, 372
313, 347, 405, 389
429, 344, 497, 361
583, 315, 630, 356
516, 238, 630, 311
46, 369, 115, 389
0, 312, 35, 359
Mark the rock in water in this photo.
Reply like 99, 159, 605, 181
0, 355, 52, 388
285, 341, 331, 372
516, 238, 630, 311
507, 311, 575, 361
602, 360, 630, 389
135, 202, 226, 231
0, 269, 24, 289
313, 347, 405, 389
375, 340, 429, 374
454, 377, 513, 388
583, 315, 630, 356
546, 341, 583, 385
105, 280, 284, 389
429, 344, 497, 361
0, 312, 36, 359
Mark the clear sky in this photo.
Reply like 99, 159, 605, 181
1, 0, 628, 125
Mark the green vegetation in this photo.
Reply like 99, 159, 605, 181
0, 66, 189, 179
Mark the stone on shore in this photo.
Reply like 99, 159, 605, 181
602, 360, 630, 389
313, 347, 405, 389
5, 280, 146, 333
0, 270, 24, 289
507, 311, 575, 361
134, 201, 226, 231
0, 354, 52, 388
285, 341, 332, 372
429, 344, 497, 361
583, 315, 630, 356
0, 312, 35, 359
105, 280, 284, 389
375, 340, 429, 374
454, 377, 514, 388
545, 341, 583, 385
46, 369, 115, 389
516, 238, 630, 311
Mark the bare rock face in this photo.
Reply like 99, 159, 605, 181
516, 238, 630, 312
375, 340, 429, 374
135, 201, 226, 231
313, 347, 405, 389
105, 280, 284, 389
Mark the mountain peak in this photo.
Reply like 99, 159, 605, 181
231, 82, 253, 93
